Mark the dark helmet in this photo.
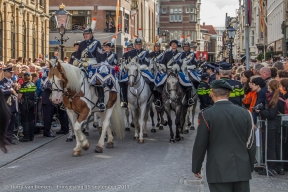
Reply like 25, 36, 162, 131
127, 42, 134, 48
169, 39, 178, 46
135, 38, 142, 45
103, 42, 114, 48
73, 41, 81, 46
83, 27, 93, 34
183, 42, 190, 47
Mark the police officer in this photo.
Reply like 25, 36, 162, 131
197, 73, 211, 110
18, 72, 36, 142
128, 38, 150, 66
75, 27, 105, 111
192, 79, 255, 192
41, 67, 55, 137
119, 42, 134, 108
181, 41, 198, 68
206, 63, 216, 84
0, 67, 18, 144
69, 41, 81, 64
219, 62, 244, 106
101, 42, 118, 66
161, 39, 194, 107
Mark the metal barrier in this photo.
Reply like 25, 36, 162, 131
255, 116, 266, 170
257, 114, 288, 178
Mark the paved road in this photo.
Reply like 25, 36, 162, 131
0, 110, 287, 192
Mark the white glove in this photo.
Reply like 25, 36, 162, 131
187, 65, 196, 70
73, 60, 79, 66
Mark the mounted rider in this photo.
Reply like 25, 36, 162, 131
73, 19, 105, 111
69, 41, 81, 65
155, 38, 194, 107
101, 41, 118, 66
119, 41, 134, 108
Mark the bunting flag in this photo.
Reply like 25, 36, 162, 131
259, 0, 265, 32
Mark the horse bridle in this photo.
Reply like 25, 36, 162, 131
128, 66, 140, 86
165, 73, 179, 99
51, 73, 65, 93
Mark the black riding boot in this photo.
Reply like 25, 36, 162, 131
120, 82, 128, 108
186, 89, 195, 107
19, 122, 30, 142
96, 86, 106, 111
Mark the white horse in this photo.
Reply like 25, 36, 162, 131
125, 60, 153, 143
48, 61, 125, 156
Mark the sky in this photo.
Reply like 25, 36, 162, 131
200, 0, 239, 27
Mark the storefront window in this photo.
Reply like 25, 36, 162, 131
105, 11, 116, 32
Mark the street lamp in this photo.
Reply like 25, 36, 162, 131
19, 2, 25, 15
227, 27, 236, 63
52, 4, 71, 60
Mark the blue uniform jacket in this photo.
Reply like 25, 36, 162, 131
0, 78, 17, 113
75, 38, 102, 63
101, 51, 118, 66
162, 50, 183, 69
128, 49, 150, 66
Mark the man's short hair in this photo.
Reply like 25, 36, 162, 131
211, 88, 230, 97
253, 64, 264, 73
251, 77, 266, 88
219, 69, 232, 76
278, 70, 288, 78
272, 61, 284, 70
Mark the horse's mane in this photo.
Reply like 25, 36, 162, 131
60, 63, 82, 92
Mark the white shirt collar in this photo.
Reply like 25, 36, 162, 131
215, 99, 229, 103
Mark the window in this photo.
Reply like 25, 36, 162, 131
11, 20, 15, 59
106, 11, 116, 32
178, 8, 182, 13
162, 8, 167, 14
170, 8, 173, 14
170, 15, 182, 22
124, 14, 129, 33
251, 30, 254, 46
22, 22, 26, 59
186, 8, 195, 13
190, 14, 197, 22
39, 0, 43, 6
32, 26, 36, 59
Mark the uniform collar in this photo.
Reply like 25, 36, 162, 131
215, 99, 229, 103
171, 49, 177, 53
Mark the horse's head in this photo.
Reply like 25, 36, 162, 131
166, 71, 179, 101
125, 57, 146, 87
48, 60, 68, 104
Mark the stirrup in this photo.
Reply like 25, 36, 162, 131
97, 102, 106, 111
155, 100, 161, 107
121, 102, 128, 109
188, 98, 195, 106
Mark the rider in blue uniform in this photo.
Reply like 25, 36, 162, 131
127, 38, 150, 66
160, 39, 194, 107
69, 41, 80, 64
119, 42, 134, 108
181, 42, 198, 68
101, 42, 118, 66
75, 27, 105, 111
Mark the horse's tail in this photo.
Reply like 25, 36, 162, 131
110, 90, 125, 140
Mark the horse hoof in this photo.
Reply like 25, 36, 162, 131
134, 136, 139, 140
159, 125, 164, 130
130, 123, 135, 128
188, 122, 192, 126
82, 141, 90, 151
72, 151, 82, 157
66, 138, 73, 142
72, 135, 76, 139
184, 130, 189, 134
175, 137, 181, 142
190, 126, 195, 130
94, 146, 103, 153
163, 120, 168, 126
156, 123, 160, 127
169, 139, 175, 143
151, 129, 156, 133
125, 127, 130, 131
143, 133, 148, 138
106, 142, 114, 148
138, 139, 144, 144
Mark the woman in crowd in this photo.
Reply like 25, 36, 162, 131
280, 78, 288, 171
18, 72, 36, 142
241, 70, 255, 111
0, 89, 9, 153
256, 79, 285, 176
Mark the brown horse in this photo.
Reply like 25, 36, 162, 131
48, 61, 124, 156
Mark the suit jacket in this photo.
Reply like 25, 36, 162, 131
192, 100, 256, 183
41, 89, 53, 105
0, 78, 17, 113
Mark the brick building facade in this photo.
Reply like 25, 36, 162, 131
0, 0, 49, 62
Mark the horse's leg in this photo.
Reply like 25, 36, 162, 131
190, 99, 197, 130
150, 105, 156, 133
130, 107, 139, 140
184, 109, 190, 134
93, 112, 99, 129
175, 106, 182, 142
143, 105, 150, 137
138, 105, 147, 143
66, 117, 73, 142
125, 108, 131, 131
156, 112, 160, 128
180, 107, 188, 140
95, 92, 117, 153
106, 126, 114, 148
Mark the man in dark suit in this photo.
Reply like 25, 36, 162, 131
0, 67, 18, 144
192, 79, 256, 192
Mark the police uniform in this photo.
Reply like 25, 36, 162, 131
197, 73, 211, 110
192, 79, 255, 192
127, 38, 150, 66
219, 63, 244, 106
149, 44, 165, 64
101, 42, 118, 66
0, 67, 18, 144
19, 72, 36, 142
69, 41, 81, 64
181, 42, 198, 67
206, 63, 216, 84
41, 67, 55, 137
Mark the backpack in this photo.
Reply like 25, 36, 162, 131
279, 98, 288, 114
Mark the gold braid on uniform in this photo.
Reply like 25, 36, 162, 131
246, 110, 255, 149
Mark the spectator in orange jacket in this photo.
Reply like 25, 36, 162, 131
241, 70, 255, 111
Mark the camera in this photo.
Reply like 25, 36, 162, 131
252, 103, 264, 111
